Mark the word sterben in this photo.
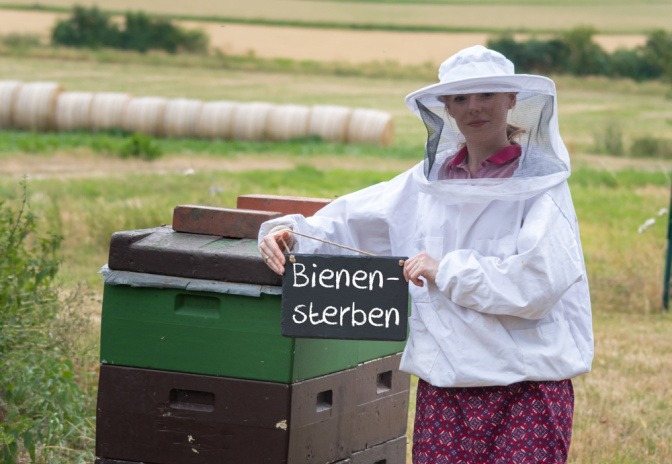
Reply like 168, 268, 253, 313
292, 301, 400, 328
292, 262, 399, 291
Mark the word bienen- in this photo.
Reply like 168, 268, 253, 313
289, 262, 402, 328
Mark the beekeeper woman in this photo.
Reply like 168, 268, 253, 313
259, 45, 593, 463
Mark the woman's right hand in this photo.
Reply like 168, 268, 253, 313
403, 251, 439, 287
259, 228, 294, 275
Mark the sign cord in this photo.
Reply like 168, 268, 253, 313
286, 230, 377, 257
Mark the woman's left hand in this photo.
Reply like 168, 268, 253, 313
403, 251, 439, 287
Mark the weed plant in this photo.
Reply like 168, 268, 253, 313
0, 182, 96, 464
0, 33, 41, 49
631, 136, 672, 159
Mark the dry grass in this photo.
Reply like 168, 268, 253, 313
3, 150, 670, 463
571, 315, 672, 463
2, 0, 671, 33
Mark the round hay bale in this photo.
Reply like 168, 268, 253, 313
12, 81, 62, 131
308, 105, 353, 143
55, 91, 94, 131
90, 92, 132, 131
162, 98, 204, 138
195, 101, 238, 140
0, 80, 22, 129
122, 96, 168, 136
265, 104, 311, 141
231, 102, 274, 141
346, 108, 394, 146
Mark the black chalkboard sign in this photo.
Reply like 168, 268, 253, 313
281, 254, 409, 341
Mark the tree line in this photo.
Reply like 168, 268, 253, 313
488, 27, 672, 83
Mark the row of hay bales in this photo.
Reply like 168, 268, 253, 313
0, 81, 394, 146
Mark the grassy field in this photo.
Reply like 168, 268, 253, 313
1, 0, 671, 33
1, 152, 671, 463
1, 5, 672, 461
0, 5, 658, 66
1, 52, 672, 152
1, 48, 672, 462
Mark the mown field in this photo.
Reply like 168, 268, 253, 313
2, 0, 672, 33
1, 2, 672, 463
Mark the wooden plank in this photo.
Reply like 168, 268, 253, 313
350, 436, 407, 464
353, 354, 410, 451
237, 194, 331, 217
172, 204, 281, 239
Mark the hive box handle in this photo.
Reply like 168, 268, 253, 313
174, 294, 220, 319
316, 389, 333, 412
169, 388, 215, 412
376, 370, 393, 394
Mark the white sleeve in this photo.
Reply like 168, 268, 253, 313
435, 193, 584, 320
257, 168, 418, 256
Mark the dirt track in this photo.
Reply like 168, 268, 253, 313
2, 151, 669, 181
0, 152, 420, 179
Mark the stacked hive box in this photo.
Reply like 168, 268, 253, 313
95, 194, 410, 464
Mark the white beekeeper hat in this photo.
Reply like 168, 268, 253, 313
405, 45, 556, 116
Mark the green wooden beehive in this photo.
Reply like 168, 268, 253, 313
101, 225, 405, 382
100, 282, 405, 383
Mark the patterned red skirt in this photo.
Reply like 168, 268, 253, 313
412, 379, 574, 464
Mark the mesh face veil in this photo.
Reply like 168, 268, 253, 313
405, 46, 571, 203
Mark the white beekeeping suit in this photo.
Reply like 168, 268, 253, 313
259, 45, 593, 388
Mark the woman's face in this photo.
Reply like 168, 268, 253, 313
443, 92, 516, 143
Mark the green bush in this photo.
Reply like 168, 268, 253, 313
120, 11, 208, 54
0, 182, 95, 464
630, 136, 672, 159
118, 133, 163, 160
561, 26, 610, 76
609, 48, 661, 81
593, 121, 625, 156
51, 6, 209, 54
51, 5, 121, 49
488, 28, 671, 83
487, 33, 568, 75
642, 30, 672, 83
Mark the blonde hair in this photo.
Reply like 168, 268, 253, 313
507, 123, 525, 144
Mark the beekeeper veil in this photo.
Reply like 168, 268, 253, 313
405, 45, 570, 203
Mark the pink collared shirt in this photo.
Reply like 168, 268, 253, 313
438, 144, 521, 180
